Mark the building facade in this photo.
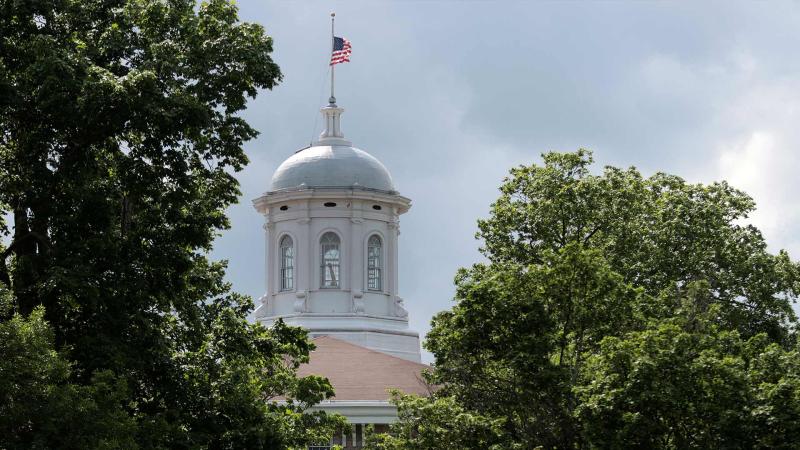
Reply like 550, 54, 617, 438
253, 98, 428, 448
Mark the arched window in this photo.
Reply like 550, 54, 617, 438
279, 235, 294, 291
367, 235, 382, 291
320, 232, 340, 288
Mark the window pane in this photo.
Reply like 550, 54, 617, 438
320, 232, 340, 288
367, 235, 382, 291
280, 237, 294, 291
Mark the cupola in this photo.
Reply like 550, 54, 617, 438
253, 98, 420, 362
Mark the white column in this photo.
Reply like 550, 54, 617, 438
297, 218, 311, 294
387, 213, 400, 298
263, 215, 273, 315
350, 202, 364, 313
350, 207, 364, 294
296, 200, 312, 314
265, 215, 275, 297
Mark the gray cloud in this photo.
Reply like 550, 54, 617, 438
214, 1, 800, 362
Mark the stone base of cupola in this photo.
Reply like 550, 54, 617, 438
305, 329, 421, 363
257, 313, 421, 362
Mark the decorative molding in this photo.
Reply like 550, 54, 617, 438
394, 296, 409, 319
307, 400, 400, 424
352, 290, 365, 315
254, 295, 270, 318
297, 218, 311, 225
293, 290, 307, 313
282, 326, 419, 338
252, 188, 412, 216
260, 312, 410, 324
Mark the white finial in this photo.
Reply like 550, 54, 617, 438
317, 103, 351, 146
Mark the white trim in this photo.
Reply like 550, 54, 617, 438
308, 400, 399, 424
254, 188, 411, 215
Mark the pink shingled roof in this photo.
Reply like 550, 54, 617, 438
297, 336, 432, 401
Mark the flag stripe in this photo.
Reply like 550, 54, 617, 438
330, 37, 351, 66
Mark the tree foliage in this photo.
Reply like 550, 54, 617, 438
0, 0, 344, 447
365, 392, 512, 450
577, 282, 800, 448
478, 150, 797, 342
368, 151, 800, 449
0, 288, 136, 449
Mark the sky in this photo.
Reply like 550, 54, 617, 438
213, 1, 800, 362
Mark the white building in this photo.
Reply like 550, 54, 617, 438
253, 98, 428, 449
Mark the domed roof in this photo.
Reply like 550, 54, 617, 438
270, 144, 395, 192
269, 101, 396, 193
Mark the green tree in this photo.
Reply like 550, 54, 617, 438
0, 0, 344, 447
478, 150, 798, 342
576, 282, 800, 449
369, 151, 800, 449
421, 244, 643, 448
0, 287, 136, 449
365, 392, 512, 450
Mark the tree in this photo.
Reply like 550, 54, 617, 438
478, 150, 798, 342
0, 0, 344, 447
368, 151, 800, 449
576, 283, 800, 449
0, 287, 136, 449
364, 392, 512, 450
420, 244, 643, 448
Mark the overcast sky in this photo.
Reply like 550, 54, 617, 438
214, 1, 800, 362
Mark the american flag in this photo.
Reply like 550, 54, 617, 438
330, 36, 351, 66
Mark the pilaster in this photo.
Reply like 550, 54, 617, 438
387, 217, 399, 300
350, 205, 364, 313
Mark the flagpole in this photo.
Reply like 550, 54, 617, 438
330, 12, 335, 104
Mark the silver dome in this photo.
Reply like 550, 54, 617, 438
270, 145, 396, 192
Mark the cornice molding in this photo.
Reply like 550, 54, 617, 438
253, 188, 411, 215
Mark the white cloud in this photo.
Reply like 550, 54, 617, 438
711, 71, 800, 257
632, 51, 800, 257
717, 130, 800, 256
